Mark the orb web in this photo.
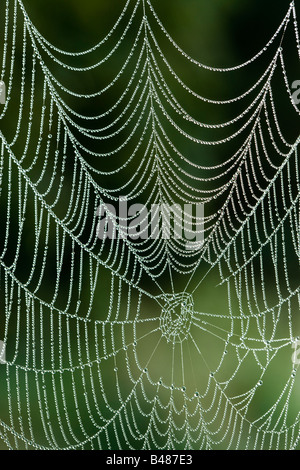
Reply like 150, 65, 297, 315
0, 0, 299, 451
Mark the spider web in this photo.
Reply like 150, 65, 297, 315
0, 0, 299, 450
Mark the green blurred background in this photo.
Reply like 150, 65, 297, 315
0, 0, 299, 450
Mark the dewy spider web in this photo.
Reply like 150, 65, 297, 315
0, 0, 299, 450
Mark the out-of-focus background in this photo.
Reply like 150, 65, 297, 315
0, 0, 299, 450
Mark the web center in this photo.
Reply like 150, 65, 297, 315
160, 293, 193, 344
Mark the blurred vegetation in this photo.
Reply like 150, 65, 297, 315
0, 0, 299, 450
